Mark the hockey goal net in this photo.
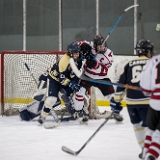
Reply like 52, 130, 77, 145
0, 50, 68, 115
0, 50, 101, 117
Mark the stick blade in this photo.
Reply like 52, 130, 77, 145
44, 120, 61, 129
124, 4, 139, 12
44, 125, 57, 129
62, 146, 77, 156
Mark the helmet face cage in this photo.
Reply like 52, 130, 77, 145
67, 42, 81, 57
135, 39, 154, 56
93, 34, 107, 53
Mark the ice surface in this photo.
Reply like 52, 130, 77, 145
0, 107, 159, 160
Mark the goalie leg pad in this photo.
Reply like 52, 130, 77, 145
19, 101, 44, 121
19, 109, 32, 121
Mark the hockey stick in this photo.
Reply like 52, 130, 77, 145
24, 62, 39, 86
102, 4, 139, 46
81, 74, 141, 91
62, 112, 113, 155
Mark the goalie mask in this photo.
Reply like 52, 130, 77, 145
134, 39, 154, 57
93, 34, 107, 53
67, 42, 81, 57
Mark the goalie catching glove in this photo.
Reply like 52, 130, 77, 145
110, 97, 123, 122
68, 81, 81, 92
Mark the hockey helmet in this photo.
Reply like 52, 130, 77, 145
134, 39, 154, 57
93, 34, 106, 45
93, 34, 107, 53
67, 42, 81, 57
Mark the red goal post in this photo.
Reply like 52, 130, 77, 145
0, 50, 66, 115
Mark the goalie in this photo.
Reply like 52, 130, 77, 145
19, 42, 84, 122
19, 72, 61, 122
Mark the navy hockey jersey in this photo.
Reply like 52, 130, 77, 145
48, 53, 82, 86
114, 56, 150, 105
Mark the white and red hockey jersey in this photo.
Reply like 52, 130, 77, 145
76, 40, 114, 79
140, 54, 160, 111
84, 48, 114, 79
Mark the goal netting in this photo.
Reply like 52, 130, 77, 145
0, 50, 101, 118
0, 50, 67, 116
0, 50, 134, 118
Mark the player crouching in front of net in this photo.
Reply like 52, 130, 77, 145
110, 39, 154, 159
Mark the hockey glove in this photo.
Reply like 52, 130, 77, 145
87, 59, 98, 69
68, 81, 81, 92
110, 97, 122, 114
80, 43, 92, 56
110, 97, 123, 122
80, 43, 95, 60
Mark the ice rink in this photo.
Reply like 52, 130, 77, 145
0, 107, 159, 160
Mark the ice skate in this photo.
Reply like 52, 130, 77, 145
147, 155, 156, 160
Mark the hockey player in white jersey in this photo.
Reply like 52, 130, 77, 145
140, 53, 160, 160
110, 39, 154, 159
72, 34, 120, 122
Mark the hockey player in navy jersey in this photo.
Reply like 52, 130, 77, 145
140, 53, 160, 160
37, 41, 95, 125
110, 39, 154, 159
37, 42, 82, 125
19, 41, 101, 123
